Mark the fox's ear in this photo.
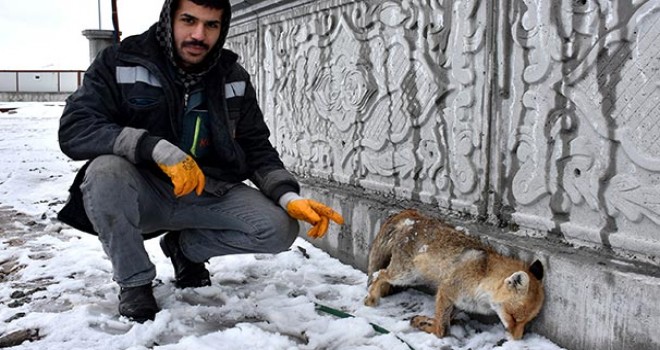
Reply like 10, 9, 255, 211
505, 271, 530, 293
529, 260, 544, 281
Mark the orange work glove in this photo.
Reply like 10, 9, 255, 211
286, 198, 344, 238
152, 140, 205, 197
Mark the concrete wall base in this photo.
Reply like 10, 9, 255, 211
299, 180, 660, 350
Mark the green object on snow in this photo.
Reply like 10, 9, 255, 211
314, 302, 415, 350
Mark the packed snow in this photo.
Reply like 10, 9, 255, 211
0, 102, 566, 349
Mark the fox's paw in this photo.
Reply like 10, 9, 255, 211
410, 315, 433, 328
363, 295, 379, 307
411, 315, 444, 337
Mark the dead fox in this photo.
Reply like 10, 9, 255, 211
364, 209, 544, 340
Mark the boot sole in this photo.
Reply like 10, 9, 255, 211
125, 315, 155, 323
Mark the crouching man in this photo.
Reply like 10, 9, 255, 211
58, 0, 343, 322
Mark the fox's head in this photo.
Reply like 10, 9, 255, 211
495, 260, 545, 340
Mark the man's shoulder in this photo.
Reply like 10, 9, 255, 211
220, 48, 239, 64
117, 26, 160, 58
216, 49, 247, 79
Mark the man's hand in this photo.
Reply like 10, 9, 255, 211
152, 140, 205, 197
286, 199, 344, 238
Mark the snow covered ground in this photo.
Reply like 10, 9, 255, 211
0, 103, 566, 350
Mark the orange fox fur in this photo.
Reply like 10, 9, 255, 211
364, 210, 544, 340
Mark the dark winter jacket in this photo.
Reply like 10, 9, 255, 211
57, 3, 299, 234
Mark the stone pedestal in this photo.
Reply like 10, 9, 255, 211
82, 29, 118, 63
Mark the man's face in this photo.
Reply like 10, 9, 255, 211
172, 0, 224, 69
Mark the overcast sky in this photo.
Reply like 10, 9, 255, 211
0, 0, 164, 70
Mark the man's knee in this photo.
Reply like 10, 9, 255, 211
85, 155, 134, 180
262, 215, 299, 253
81, 155, 142, 220
82, 155, 144, 196
278, 217, 300, 252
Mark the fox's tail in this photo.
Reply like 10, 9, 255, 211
367, 209, 424, 285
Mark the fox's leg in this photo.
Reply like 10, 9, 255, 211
502, 315, 525, 340
364, 269, 393, 306
410, 289, 453, 337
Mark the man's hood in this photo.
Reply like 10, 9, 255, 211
155, 0, 232, 88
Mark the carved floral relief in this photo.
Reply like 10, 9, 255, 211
506, 0, 660, 258
260, 0, 488, 210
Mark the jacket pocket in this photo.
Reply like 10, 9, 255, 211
128, 96, 161, 108
120, 84, 168, 129
124, 85, 165, 110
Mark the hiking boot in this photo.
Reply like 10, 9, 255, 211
118, 284, 159, 322
160, 231, 211, 288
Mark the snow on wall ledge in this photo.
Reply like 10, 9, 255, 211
225, 1, 660, 349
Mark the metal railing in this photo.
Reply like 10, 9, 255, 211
0, 70, 85, 93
